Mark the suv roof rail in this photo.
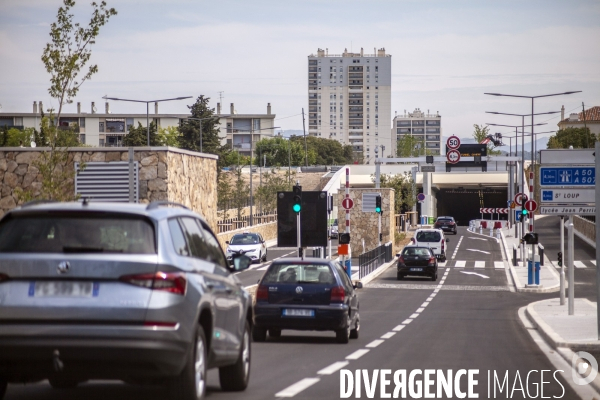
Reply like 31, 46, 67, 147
22, 199, 57, 208
146, 201, 190, 211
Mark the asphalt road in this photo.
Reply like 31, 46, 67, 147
4, 226, 586, 399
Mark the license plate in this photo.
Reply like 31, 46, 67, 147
410, 268, 423, 272
442, 226, 448, 228
29, 281, 98, 297
282, 308, 315, 317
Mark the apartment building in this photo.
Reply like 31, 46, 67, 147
393, 108, 442, 155
557, 105, 600, 136
307, 47, 392, 164
216, 102, 276, 157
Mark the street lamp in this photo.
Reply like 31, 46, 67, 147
102, 95, 192, 146
183, 115, 230, 153
484, 91, 581, 231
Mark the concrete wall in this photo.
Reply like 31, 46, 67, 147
336, 187, 394, 253
0, 147, 219, 231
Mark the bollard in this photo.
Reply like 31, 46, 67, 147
528, 259, 533, 285
534, 256, 540, 285
496, 228, 501, 240
489, 227, 493, 237
479, 225, 482, 234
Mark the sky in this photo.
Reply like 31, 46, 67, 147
1, 0, 599, 148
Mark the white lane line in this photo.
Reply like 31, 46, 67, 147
346, 349, 370, 360
574, 261, 587, 269
494, 261, 505, 269
438, 260, 447, 267
409, 313, 419, 319
455, 260, 466, 268
366, 339, 385, 348
434, 289, 440, 293
451, 236, 464, 259
592, 260, 597, 266
427, 297, 435, 302
467, 249, 491, 254
381, 332, 396, 339
317, 361, 349, 375
474, 261, 485, 269
402, 318, 413, 325
421, 301, 430, 307
460, 271, 490, 279
416, 308, 425, 313
257, 265, 269, 271
393, 325, 405, 332
275, 377, 321, 397
468, 237, 488, 241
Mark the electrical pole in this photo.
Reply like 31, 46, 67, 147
302, 108, 308, 167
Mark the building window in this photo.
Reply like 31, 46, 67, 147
79, 118, 86, 128
99, 122, 105, 132
79, 134, 86, 144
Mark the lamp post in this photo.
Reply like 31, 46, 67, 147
485, 91, 582, 232
183, 115, 230, 153
102, 95, 192, 146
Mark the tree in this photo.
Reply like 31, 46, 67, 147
123, 122, 158, 146
220, 151, 251, 167
472, 124, 502, 155
254, 136, 307, 167
255, 168, 294, 214
377, 172, 416, 214
230, 167, 250, 222
157, 126, 181, 147
41, 0, 117, 125
287, 136, 353, 165
217, 172, 233, 220
547, 127, 597, 149
179, 95, 232, 171
396, 135, 430, 157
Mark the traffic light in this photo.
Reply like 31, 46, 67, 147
557, 251, 563, 267
292, 185, 302, 213
522, 232, 538, 245
521, 208, 528, 219
375, 195, 382, 214
339, 233, 350, 244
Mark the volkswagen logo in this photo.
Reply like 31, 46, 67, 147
295, 286, 303, 294
57, 261, 70, 274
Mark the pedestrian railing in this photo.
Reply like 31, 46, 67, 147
358, 242, 393, 279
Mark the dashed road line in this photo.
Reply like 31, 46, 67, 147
474, 261, 485, 269
366, 339, 384, 348
402, 318, 413, 324
451, 235, 464, 259
416, 307, 425, 313
574, 261, 587, 269
317, 361, 349, 375
346, 349, 370, 360
275, 378, 320, 397
381, 332, 396, 339
392, 325, 405, 332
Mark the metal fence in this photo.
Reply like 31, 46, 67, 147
358, 242, 393, 279
217, 210, 277, 233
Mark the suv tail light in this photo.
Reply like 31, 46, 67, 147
256, 285, 268, 301
330, 286, 345, 303
120, 272, 187, 295
0, 273, 8, 283
442, 240, 445, 252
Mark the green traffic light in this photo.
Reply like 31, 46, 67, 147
375, 207, 381, 213
521, 209, 528, 215
293, 204, 301, 213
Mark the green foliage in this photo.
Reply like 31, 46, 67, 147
220, 151, 251, 167
231, 167, 250, 221
255, 168, 294, 213
286, 136, 354, 165
0, 127, 35, 147
376, 172, 416, 214
396, 135, 431, 157
394, 232, 406, 246
473, 124, 502, 155
122, 122, 159, 146
547, 127, 597, 149
217, 172, 233, 220
41, 0, 117, 123
254, 136, 307, 167
157, 126, 181, 147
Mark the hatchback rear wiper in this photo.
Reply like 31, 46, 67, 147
63, 246, 115, 253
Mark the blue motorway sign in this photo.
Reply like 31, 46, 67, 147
540, 167, 595, 186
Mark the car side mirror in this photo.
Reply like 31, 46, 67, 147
353, 281, 363, 289
231, 254, 251, 272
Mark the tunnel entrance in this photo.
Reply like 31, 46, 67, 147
435, 188, 508, 226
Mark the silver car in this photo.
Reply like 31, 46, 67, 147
0, 200, 253, 400
225, 232, 267, 264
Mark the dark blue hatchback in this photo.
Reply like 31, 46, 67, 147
252, 258, 360, 344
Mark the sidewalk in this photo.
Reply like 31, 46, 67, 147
521, 298, 600, 395
500, 228, 561, 293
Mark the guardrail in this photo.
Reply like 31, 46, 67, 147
358, 242, 393, 278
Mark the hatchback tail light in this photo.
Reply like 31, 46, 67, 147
330, 286, 345, 303
256, 285, 268, 301
398, 256, 405, 265
120, 272, 187, 295
0, 273, 8, 283
428, 257, 436, 266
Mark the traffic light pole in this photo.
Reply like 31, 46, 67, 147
560, 216, 565, 305
378, 213, 382, 247
297, 213, 302, 258
567, 218, 574, 315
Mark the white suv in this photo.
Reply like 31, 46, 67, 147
410, 228, 449, 261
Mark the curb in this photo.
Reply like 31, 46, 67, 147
356, 259, 397, 287
524, 300, 600, 394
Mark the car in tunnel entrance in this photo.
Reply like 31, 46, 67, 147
434, 216, 457, 235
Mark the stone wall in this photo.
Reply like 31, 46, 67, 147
0, 147, 219, 230
216, 221, 277, 250
336, 188, 395, 253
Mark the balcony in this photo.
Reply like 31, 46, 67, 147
309, 67, 318, 72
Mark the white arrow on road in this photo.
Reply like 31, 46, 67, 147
466, 248, 491, 254
468, 237, 488, 241
460, 271, 490, 279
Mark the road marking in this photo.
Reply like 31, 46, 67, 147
366, 339, 384, 348
438, 260, 447, 267
410, 313, 420, 319
454, 260, 466, 268
468, 237, 488, 241
433, 289, 440, 293
402, 318, 413, 324
275, 377, 321, 397
467, 249, 491, 254
494, 261, 505, 269
460, 271, 490, 279
381, 332, 396, 339
393, 325, 405, 332
317, 361, 349, 375
421, 301, 430, 307
451, 235, 464, 259
416, 308, 425, 313
367, 283, 511, 291
592, 260, 597, 266
574, 261, 587, 269
346, 349, 370, 360
474, 261, 485, 269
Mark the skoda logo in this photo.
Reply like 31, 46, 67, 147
57, 261, 70, 274
295, 286, 303, 294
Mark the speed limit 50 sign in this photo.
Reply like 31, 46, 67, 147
446, 136, 461, 150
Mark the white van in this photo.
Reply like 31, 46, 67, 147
410, 228, 449, 261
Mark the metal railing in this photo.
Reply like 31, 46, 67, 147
358, 242, 393, 278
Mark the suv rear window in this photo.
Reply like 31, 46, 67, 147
262, 264, 335, 284
0, 212, 156, 254
416, 231, 441, 242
